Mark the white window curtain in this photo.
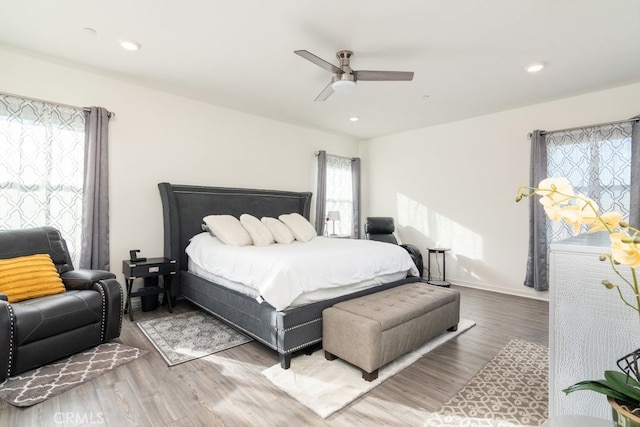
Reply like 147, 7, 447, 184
546, 123, 633, 242
315, 151, 361, 238
0, 94, 85, 264
0, 94, 112, 270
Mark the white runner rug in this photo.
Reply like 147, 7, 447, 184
262, 319, 475, 419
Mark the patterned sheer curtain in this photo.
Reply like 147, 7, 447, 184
315, 151, 361, 238
546, 123, 633, 242
525, 119, 639, 291
0, 94, 85, 265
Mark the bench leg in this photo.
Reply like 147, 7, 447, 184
324, 351, 337, 361
362, 369, 378, 382
279, 353, 291, 369
447, 323, 458, 332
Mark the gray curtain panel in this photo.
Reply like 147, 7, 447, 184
630, 117, 640, 227
351, 157, 361, 239
524, 130, 548, 291
80, 106, 111, 270
315, 150, 327, 234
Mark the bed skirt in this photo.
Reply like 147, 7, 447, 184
180, 271, 420, 368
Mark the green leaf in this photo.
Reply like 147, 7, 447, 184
563, 379, 633, 403
605, 371, 640, 402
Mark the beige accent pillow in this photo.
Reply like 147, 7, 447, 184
261, 217, 295, 244
203, 215, 253, 246
240, 214, 274, 246
0, 253, 65, 302
279, 213, 317, 242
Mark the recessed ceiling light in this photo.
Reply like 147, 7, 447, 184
349, 116, 359, 122
119, 39, 141, 51
526, 63, 545, 73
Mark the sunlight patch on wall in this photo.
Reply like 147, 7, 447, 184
396, 192, 483, 260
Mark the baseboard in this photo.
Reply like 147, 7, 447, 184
449, 279, 549, 301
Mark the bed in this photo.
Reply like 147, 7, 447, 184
158, 182, 420, 369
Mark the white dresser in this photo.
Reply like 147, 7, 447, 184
549, 232, 640, 419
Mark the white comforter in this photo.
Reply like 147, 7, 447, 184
185, 233, 418, 310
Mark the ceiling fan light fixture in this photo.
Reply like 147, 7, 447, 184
331, 79, 356, 93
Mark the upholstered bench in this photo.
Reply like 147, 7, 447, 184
322, 282, 460, 381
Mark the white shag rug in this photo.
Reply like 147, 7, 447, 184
262, 318, 475, 419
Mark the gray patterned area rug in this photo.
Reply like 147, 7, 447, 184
0, 343, 145, 407
138, 310, 253, 366
423, 339, 549, 427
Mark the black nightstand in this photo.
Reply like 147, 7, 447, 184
122, 257, 176, 321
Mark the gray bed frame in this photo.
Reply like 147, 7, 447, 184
158, 182, 418, 369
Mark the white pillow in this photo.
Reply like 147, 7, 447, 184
279, 213, 317, 242
240, 214, 274, 246
261, 217, 295, 244
203, 215, 253, 246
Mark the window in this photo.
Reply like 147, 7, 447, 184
525, 119, 638, 292
546, 122, 632, 243
315, 151, 361, 238
0, 95, 85, 264
325, 155, 355, 236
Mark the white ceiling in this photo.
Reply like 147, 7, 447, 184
1, 0, 639, 139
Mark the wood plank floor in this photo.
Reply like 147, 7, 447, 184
0, 286, 548, 426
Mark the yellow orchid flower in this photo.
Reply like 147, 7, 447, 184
587, 211, 624, 233
558, 206, 584, 235
541, 201, 565, 222
535, 177, 574, 205
610, 231, 640, 269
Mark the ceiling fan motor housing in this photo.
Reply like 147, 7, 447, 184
336, 50, 354, 78
336, 50, 353, 63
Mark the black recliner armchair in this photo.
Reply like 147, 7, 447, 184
364, 217, 424, 278
0, 227, 123, 383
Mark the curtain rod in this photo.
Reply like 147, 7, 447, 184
0, 91, 115, 118
533, 116, 639, 136
314, 151, 357, 161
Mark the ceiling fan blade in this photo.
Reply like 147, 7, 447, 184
354, 70, 414, 81
314, 81, 334, 102
294, 50, 343, 74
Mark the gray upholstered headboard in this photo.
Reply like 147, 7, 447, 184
158, 183, 313, 276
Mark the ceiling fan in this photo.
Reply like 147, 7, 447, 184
294, 49, 414, 101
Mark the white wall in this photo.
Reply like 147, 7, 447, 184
3, 45, 639, 301
0, 47, 358, 284
361, 82, 640, 299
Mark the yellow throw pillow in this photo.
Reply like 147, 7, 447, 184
0, 254, 65, 302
